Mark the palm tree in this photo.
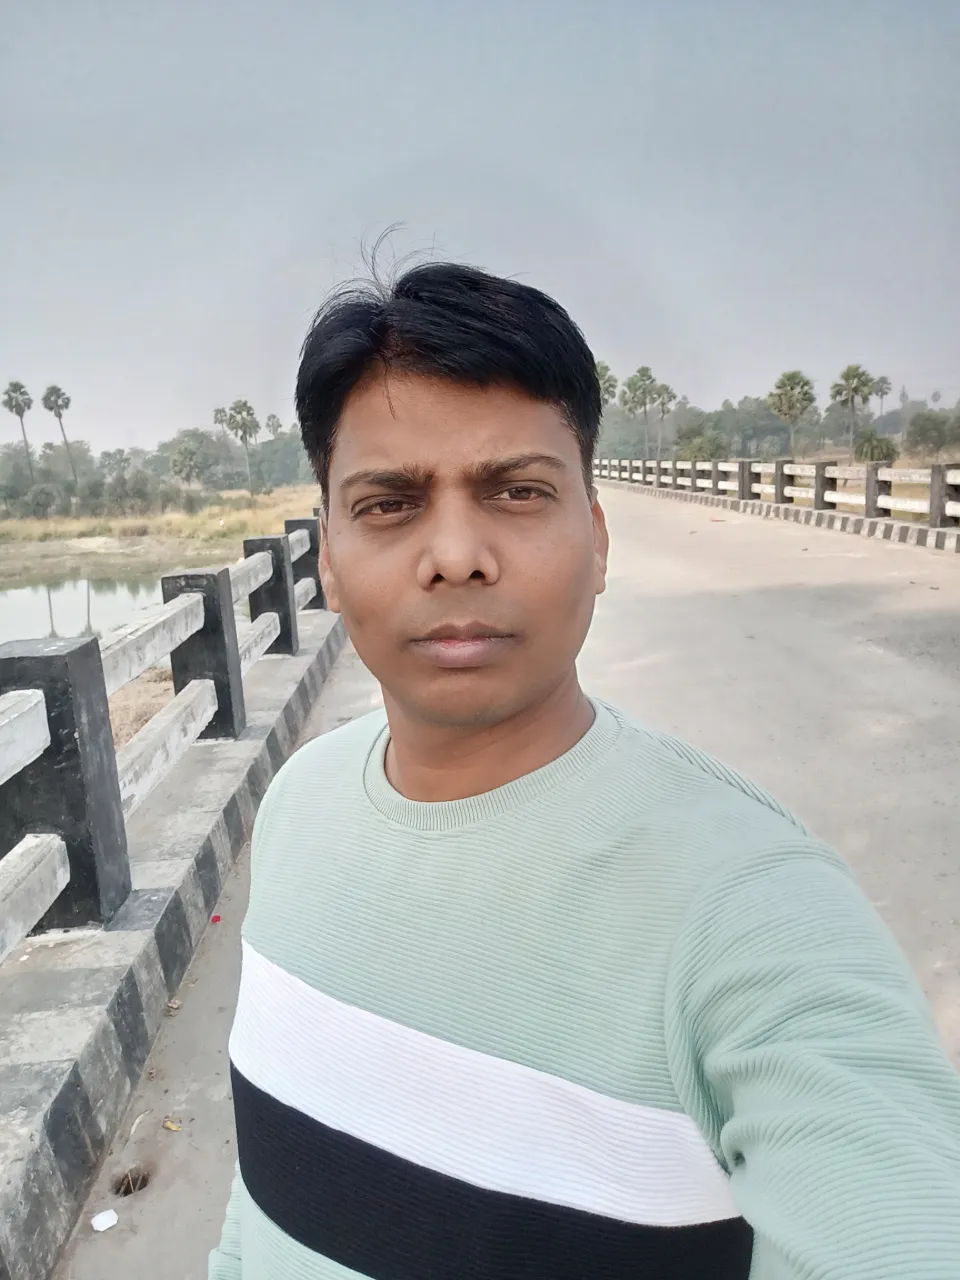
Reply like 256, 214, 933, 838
215, 400, 261, 497
830, 364, 875, 460
264, 413, 283, 438
854, 427, 898, 464
171, 441, 202, 487
766, 370, 816, 456
41, 385, 78, 485
596, 362, 618, 407
619, 366, 657, 458
3, 381, 35, 484
654, 383, 677, 461
872, 375, 891, 420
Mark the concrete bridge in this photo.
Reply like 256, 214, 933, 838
2, 481, 959, 1279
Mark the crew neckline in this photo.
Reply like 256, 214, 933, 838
362, 698, 622, 832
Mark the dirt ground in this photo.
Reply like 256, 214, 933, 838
108, 667, 176, 748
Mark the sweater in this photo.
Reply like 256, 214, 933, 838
210, 699, 960, 1279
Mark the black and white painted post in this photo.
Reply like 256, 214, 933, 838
162, 566, 246, 739
0, 637, 130, 928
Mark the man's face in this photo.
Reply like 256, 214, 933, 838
320, 373, 608, 730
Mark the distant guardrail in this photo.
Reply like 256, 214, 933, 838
0, 514, 324, 966
594, 457, 960, 544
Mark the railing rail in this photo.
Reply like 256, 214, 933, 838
100, 592, 205, 697
230, 550, 273, 604
0, 509, 326, 962
0, 689, 49, 788
595, 456, 960, 529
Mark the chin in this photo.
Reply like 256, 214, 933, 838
399, 684, 524, 731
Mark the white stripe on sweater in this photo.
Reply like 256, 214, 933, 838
230, 941, 738, 1227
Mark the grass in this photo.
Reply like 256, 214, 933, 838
109, 666, 175, 749
0, 485, 322, 589
0, 486, 321, 545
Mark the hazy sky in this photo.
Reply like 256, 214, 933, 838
3, 1, 958, 452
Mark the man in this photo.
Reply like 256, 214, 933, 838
211, 264, 960, 1280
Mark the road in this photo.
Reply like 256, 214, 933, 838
55, 485, 960, 1277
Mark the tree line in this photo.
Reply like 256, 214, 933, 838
1, 382, 312, 519
596, 363, 960, 465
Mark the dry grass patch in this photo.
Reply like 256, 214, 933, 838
108, 666, 175, 748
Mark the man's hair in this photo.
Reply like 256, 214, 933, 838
295, 261, 602, 498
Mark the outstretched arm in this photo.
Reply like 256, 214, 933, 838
667, 845, 960, 1279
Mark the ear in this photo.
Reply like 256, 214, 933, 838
318, 509, 341, 614
591, 492, 609, 597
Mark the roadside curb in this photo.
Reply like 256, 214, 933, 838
600, 479, 960, 554
0, 613, 346, 1280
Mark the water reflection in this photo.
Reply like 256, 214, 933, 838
0, 575, 163, 645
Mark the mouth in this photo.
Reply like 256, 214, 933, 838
410, 625, 517, 670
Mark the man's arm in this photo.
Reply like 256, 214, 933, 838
208, 1164, 244, 1275
666, 843, 960, 1279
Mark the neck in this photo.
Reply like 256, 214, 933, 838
383, 672, 594, 803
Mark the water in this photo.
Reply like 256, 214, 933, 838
0, 575, 164, 645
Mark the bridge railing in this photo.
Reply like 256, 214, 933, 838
595, 458, 960, 528
0, 511, 326, 965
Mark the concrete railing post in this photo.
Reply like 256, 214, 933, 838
813, 461, 836, 511
0, 638, 130, 928
737, 459, 753, 502
285, 517, 325, 610
929, 464, 960, 528
653, 460, 663, 489
774, 459, 792, 505
711, 460, 722, 495
244, 534, 299, 656
162, 566, 246, 739
863, 462, 888, 519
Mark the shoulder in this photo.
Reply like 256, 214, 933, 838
242, 709, 387, 949
257, 708, 386, 818
247, 709, 386, 863
599, 702, 817, 872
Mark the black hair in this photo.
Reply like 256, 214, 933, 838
295, 261, 601, 498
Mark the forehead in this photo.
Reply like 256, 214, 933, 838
330, 373, 579, 475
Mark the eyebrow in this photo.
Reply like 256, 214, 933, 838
339, 453, 567, 493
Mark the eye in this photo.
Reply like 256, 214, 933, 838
494, 485, 548, 502
355, 497, 417, 518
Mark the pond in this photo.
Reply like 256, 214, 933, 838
0, 575, 164, 645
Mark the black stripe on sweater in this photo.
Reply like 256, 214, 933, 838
232, 1065, 753, 1280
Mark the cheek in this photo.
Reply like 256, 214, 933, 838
327, 532, 402, 628
517, 527, 598, 609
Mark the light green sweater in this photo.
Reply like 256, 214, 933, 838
211, 700, 960, 1280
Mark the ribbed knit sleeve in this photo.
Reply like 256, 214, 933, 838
664, 843, 960, 1279
208, 1166, 243, 1279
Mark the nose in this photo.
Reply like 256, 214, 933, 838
415, 497, 500, 589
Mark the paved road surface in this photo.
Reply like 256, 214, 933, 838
55, 486, 960, 1277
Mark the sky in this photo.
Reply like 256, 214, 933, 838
2, 0, 958, 452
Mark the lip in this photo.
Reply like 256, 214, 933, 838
410, 625, 516, 669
